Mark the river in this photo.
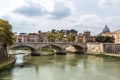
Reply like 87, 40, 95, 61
0, 52, 120, 80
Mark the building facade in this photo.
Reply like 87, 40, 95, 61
112, 29, 120, 43
16, 32, 48, 43
75, 30, 95, 42
98, 25, 120, 43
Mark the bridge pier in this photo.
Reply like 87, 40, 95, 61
31, 49, 41, 56
31, 51, 41, 56
55, 49, 66, 55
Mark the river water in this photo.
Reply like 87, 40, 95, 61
1, 53, 120, 80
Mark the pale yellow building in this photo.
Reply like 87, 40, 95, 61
112, 29, 120, 43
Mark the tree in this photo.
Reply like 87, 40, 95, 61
47, 33, 56, 42
0, 19, 15, 45
95, 36, 114, 43
51, 29, 57, 34
38, 30, 41, 33
0, 27, 5, 42
67, 33, 76, 42
59, 30, 64, 33
56, 33, 64, 41
69, 29, 78, 35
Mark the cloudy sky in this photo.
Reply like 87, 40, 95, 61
0, 0, 120, 35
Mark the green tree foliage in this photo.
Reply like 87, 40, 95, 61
0, 19, 15, 45
59, 30, 64, 33
48, 29, 78, 42
51, 29, 57, 34
96, 36, 114, 43
69, 29, 78, 35
47, 33, 56, 42
67, 33, 76, 42
0, 27, 5, 42
56, 33, 64, 41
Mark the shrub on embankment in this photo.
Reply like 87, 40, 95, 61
0, 62, 14, 72
95, 53, 120, 60
86, 52, 120, 60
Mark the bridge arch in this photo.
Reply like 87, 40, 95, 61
65, 45, 85, 53
10, 45, 35, 54
40, 44, 63, 53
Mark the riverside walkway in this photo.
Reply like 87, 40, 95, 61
0, 56, 16, 70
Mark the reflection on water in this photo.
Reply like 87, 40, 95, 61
15, 54, 25, 65
1, 53, 120, 80
15, 54, 31, 67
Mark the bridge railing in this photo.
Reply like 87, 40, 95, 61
13, 42, 85, 44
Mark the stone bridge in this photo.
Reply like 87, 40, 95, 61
10, 42, 87, 54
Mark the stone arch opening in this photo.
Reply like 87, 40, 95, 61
10, 45, 35, 54
65, 45, 84, 54
40, 44, 63, 53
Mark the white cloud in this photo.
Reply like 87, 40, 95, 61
72, 14, 120, 35
0, 0, 26, 17
78, 14, 102, 26
99, 0, 120, 7
34, 0, 56, 12
105, 17, 120, 28
0, 0, 120, 35
12, 0, 73, 19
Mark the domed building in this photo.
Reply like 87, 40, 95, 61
100, 25, 112, 37
98, 25, 120, 43
103, 25, 110, 33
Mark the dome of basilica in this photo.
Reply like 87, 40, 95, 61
103, 25, 110, 33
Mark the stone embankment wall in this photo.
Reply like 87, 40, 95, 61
0, 45, 15, 71
87, 43, 120, 54
0, 46, 8, 61
104, 43, 120, 54
87, 43, 104, 54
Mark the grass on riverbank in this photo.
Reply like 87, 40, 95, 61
87, 53, 120, 60
0, 62, 14, 72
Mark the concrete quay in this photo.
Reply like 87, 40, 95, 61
0, 55, 16, 71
